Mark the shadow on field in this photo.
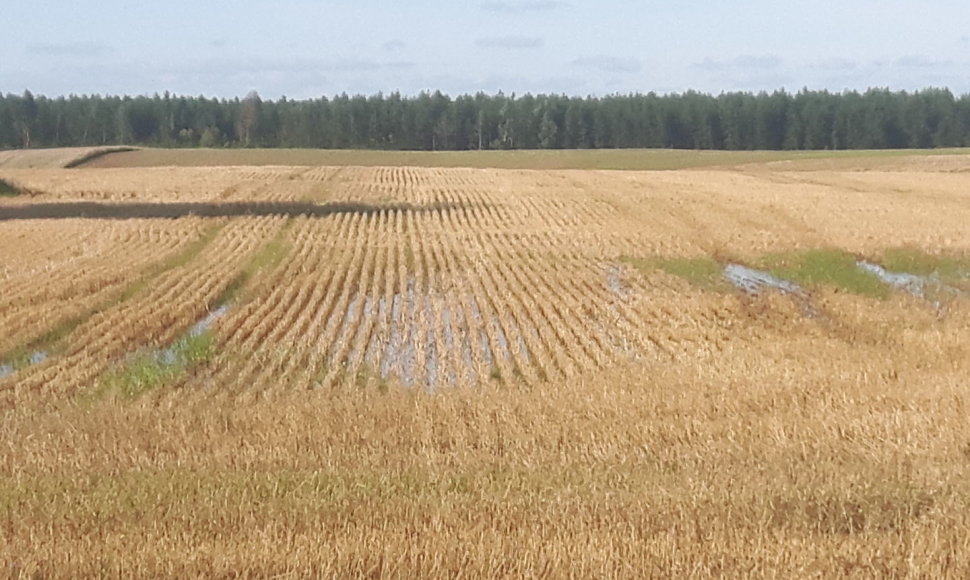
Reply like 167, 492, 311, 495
0, 200, 464, 221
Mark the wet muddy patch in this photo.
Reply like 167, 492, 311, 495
0, 350, 50, 379
97, 306, 228, 398
758, 249, 890, 298
157, 305, 228, 366
322, 269, 646, 389
856, 262, 927, 297
880, 247, 970, 285
723, 264, 804, 296
624, 249, 902, 299
722, 264, 820, 317
344, 282, 518, 389
604, 264, 630, 299
0, 351, 48, 380
857, 260, 967, 308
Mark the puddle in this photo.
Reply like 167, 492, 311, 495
424, 303, 439, 387
363, 295, 388, 374
189, 305, 229, 336
857, 260, 967, 307
357, 279, 528, 386
461, 328, 476, 384
605, 264, 630, 299
723, 264, 804, 296
439, 304, 460, 386
317, 267, 700, 387
856, 261, 926, 297
0, 350, 48, 380
467, 295, 499, 370
158, 306, 228, 366
380, 293, 405, 379
723, 264, 819, 317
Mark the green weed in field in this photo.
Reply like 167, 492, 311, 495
880, 247, 970, 283
759, 249, 890, 298
0, 178, 22, 196
97, 330, 215, 399
621, 248, 909, 297
0, 313, 90, 374
620, 255, 730, 292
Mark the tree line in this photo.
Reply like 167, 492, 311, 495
2, 88, 969, 151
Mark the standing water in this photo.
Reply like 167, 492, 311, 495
0, 350, 48, 380
158, 305, 229, 366
723, 264, 804, 296
856, 261, 927, 297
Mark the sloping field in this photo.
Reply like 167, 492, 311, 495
1, 159, 970, 576
77, 145, 970, 171
0, 146, 134, 169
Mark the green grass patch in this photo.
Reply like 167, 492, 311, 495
759, 249, 890, 298
619, 248, 908, 297
620, 255, 730, 291
0, 177, 23, 196
880, 247, 970, 283
96, 330, 215, 399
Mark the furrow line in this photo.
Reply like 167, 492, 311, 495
485, 234, 576, 380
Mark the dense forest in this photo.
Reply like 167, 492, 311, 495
2, 88, 970, 151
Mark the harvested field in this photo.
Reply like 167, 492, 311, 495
1, 151, 970, 577
77, 145, 970, 171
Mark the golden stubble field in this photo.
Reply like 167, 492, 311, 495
1, 150, 969, 577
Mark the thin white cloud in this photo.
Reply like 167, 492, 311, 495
475, 36, 544, 49
810, 57, 858, 71
381, 39, 407, 52
571, 55, 641, 73
26, 41, 111, 58
695, 55, 782, 71
146, 57, 416, 78
895, 54, 951, 68
481, 1, 570, 13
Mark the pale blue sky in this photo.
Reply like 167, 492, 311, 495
2, 0, 968, 98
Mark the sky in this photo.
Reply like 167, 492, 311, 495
2, 0, 969, 99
